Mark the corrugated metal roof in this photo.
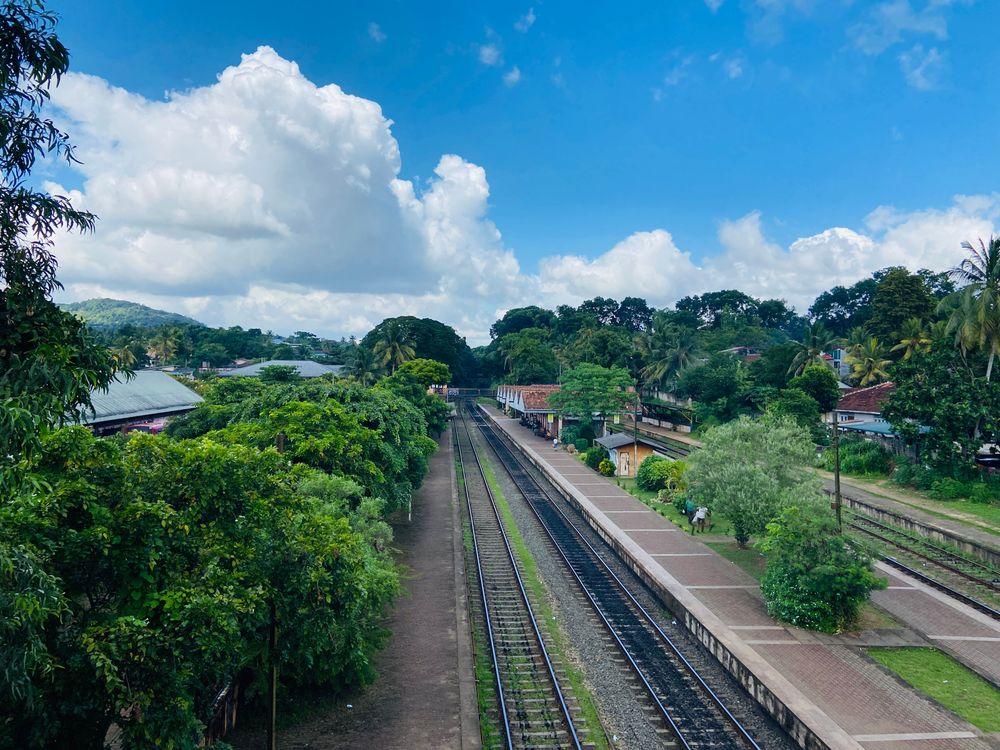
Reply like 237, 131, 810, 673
218, 360, 344, 378
78, 371, 203, 425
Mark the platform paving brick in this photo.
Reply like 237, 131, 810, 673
484, 408, 1000, 749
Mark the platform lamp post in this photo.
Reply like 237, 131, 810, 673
831, 411, 843, 532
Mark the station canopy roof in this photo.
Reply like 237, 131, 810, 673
79, 370, 203, 426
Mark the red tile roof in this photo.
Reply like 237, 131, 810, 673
836, 382, 895, 414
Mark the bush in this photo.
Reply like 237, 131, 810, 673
968, 483, 999, 504
574, 438, 589, 452
891, 459, 915, 486
598, 459, 616, 477
560, 424, 581, 445
758, 504, 886, 632
584, 446, 609, 470
636, 455, 670, 490
823, 437, 893, 476
931, 477, 968, 500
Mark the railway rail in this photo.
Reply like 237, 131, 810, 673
847, 514, 1000, 620
467, 402, 762, 750
454, 412, 583, 750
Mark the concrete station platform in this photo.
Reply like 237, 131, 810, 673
480, 406, 1000, 750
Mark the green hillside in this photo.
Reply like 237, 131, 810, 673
60, 298, 203, 331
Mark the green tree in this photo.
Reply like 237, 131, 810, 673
638, 317, 698, 387
766, 388, 821, 428
883, 342, 1000, 472
348, 345, 382, 386
675, 353, 751, 424
1, 428, 400, 747
787, 322, 841, 376
758, 504, 886, 632
788, 363, 841, 412
548, 363, 634, 420
0, 1, 120, 490
371, 319, 415, 372
685, 416, 822, 547
498, 327, 559, 384
868, 267, 936, 342
363, 316, 477, 383
258, 364, 301, 383
848, 337, 891, 386
941, 236, 1000, 382
396, 357, 451, 387
489, 305, 556, 339
560, 325, 634, 370
891, 317, 932, 361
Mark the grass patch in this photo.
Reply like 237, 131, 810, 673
615, 477, 736, 537
867, 648, 1000, 731
478, 457, 609, 750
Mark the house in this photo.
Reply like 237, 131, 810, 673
218, 359, 344, 378
78, 370, 203, 436
828, 382, 896, 427
829, 348, 852, 378
594, 433, 669, 478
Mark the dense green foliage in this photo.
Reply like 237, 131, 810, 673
758, 505, 886, 632
686, 416, 821, 547
636, 455, 687, 493
362, 316, 476, 383
548, 363, 634, 419
60, 298, 202, 330
2, 426, 401, 747
0, 1, 122, 492
822, 437, 894, 476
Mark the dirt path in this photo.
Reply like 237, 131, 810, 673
231, 427, 479, 749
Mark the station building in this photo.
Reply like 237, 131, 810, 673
593, 432, 669, 478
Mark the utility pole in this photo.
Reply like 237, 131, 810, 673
268, 433, 285, 750
633, 391, 639, 481
832, 411, 842, 532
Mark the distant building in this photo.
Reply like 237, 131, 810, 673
829, 382, 896, 428
496, 384, 564, 436
595, 433, 669, 478
78, 370, 203, 435
218, 359, 344, 378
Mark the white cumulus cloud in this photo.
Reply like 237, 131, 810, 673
49, 47, 1000, 344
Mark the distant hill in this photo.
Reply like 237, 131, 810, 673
60, 298, 203, 331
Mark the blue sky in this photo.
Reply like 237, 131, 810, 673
48, 1, 1000, 340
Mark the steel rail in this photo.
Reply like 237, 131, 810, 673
470, 403, 762, 750
849, 515, 999, 583
847, 522, 1000, 620
454, 427, 514, 750
456, 413, 583, 750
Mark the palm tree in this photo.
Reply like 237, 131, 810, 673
941, 236, 1000, 381
372, 320, 415, 373
111, 343, 137, 369
848, 337, 892, 386
148, 330, 178, 365
891, 317, 931, 360
348, 346, 382, 385
787, 322, 843, 376
639, 326, 697, 387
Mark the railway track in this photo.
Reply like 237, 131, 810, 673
454, 412, 584, 750
847, 514, 1000, 619
467, 403, 762, 750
